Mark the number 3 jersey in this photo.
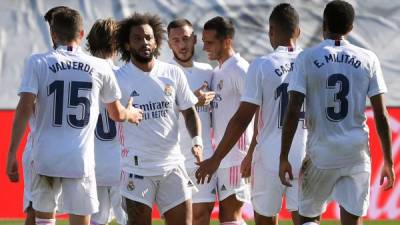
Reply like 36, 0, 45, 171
288, 39, 387, 169
241, 46, 307, 176
18, 46, 121, 178
115, 60, 198, 176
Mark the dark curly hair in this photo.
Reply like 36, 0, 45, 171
116, 12, 166, 63
86, 18, 118, 58
323, 0, 354, 35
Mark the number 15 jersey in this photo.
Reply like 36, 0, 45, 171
288, 39, 387, 169
18, 46, 121, 178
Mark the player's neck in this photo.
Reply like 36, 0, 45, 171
54, 40, 80, 48
131, 58, 156, 72
174, 57, 193, 68
323, 32, 345, 41
218, 48, 235, 66
273, 39, 297, 49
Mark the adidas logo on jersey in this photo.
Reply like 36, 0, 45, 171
130, 90, 140, 97
220, 184, 227, 191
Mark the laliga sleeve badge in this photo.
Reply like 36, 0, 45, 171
217, 80, 223, 91
127, 180, 135, 191
164, 84, 173, 96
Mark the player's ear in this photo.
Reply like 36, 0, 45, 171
223, 38, 232, 49
295, 27, 300, 39
79, 29, 84, 39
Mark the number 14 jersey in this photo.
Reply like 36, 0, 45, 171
242, 46, 306, 176
288, 39, 387, 169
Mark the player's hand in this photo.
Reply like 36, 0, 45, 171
195, 156, 220, 184
126, 97, 143, 125
6, 153, 19, 182
380, 162, 395, 191
194, 83, 215, 106
240, 153, 252, 178
279, 158, 293, 187
192, 145, 203, 164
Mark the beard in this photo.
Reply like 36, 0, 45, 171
131, 48, 154, 63
173, 46, 195, 63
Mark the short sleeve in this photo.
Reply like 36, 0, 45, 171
100, 66, 121, 104
367, 52, 387, 97
175, 67, 198, 110
241, 59, 263, 106
232, 62, 248, 96
18, 55, 40, 95
288, 52, 307, 95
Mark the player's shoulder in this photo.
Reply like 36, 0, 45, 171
346, 43, 379, 63
193, 61, 213, 71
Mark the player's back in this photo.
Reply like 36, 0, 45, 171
27, 46, 118, 178
243, 46, 306, 175
289, 39, 387, 168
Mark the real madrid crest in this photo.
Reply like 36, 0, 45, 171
217, 80, 223, 91
127, 180, 135, 191
164, 84, 173, 96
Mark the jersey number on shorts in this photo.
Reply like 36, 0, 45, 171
95, 109, 117, 141
47, 80, 93, 128
326, 74, 349, 122
275, 83, 305, 128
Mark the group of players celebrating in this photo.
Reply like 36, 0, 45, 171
6, 1, 395, 225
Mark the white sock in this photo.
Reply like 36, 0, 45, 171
35, 218, 56, 225
302, 222, 318, 225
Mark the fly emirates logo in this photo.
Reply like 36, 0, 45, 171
133, 100, 172, 120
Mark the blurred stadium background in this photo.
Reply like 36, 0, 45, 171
0, 0, 399, 223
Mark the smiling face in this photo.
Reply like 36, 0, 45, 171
202, 29, 224, 61
126, 24, 157, 63
168, 25, 196, 63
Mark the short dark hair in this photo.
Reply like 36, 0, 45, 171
323, 0, 354, 34
50, 8, 83, 43
86, 18, 118, 58
167, 18, 193, 34
44, 6, 69, 24
269, 3, 299, 38
203, 16, 235, 40
116, 12, 166, 63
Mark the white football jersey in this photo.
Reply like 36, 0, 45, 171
170, 60, 214, 168
94, 60, 121, 186
116, 60, 198, 176
18, 45, 121, 178
211, 53, 253, 168
241, 46, 307, 176
288, 39, 387, 169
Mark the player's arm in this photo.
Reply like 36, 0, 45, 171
279, 90, 304, 187
6, 93, 36, 182
241, 107, 259, 177
370, 94, 395, 190
106, 98, 143, 124
196, 102, 257, 184
181, 106, 203, 163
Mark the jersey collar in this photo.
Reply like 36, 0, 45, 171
324, 38, 350, 46
55, 45, 82, 54
219, 53, 241, 70
275, 46, 301, 53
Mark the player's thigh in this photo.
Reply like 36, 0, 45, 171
110, 185, 127, 225
187, 167, 217, 204
156, 166, 192, 216
251, 161, 285, 217
217, 166, 250, 203
60, 174, 98, 215
333, 169, 370, 217
298, 157, 338, 218
30, 170, 62, 213
91, 186, 112, 224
